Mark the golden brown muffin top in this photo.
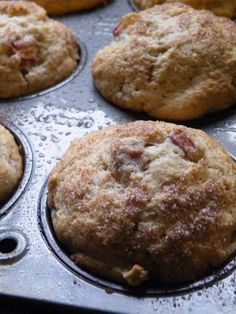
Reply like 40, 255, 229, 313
134, 0, 236, 18
0, 124, 23, 202
49, 121, 236, 286
92, 3, 236, 120
25, 0, 108, 15
0, 1, 78, 98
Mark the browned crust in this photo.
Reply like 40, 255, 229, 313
0, 1, 79, 98
12, 0, 108, 15
92, 3, 236, 121
134, 0, 236, 18
71, 252, 149, 287
48, 121, 236, 286
0, 124, 23, 202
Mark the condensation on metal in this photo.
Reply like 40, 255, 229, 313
0, 0, 235, 313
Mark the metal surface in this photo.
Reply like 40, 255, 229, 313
0, 1, 236, 313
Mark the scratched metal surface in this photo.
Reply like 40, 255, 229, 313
0, 0, 236, 313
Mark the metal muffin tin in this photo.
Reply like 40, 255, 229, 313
0, 1, 236, 313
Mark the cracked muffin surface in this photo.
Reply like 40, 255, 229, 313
18, 0, 108, 15
0, 1, 79, 98
0, 124, 23, 203
48, 121, 236, 286
92, 3, 236, 121
134, 0, 236, 18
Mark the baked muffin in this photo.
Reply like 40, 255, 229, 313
133, 0, 236, 19
0, 1, 79, 98
92, 3, 236, 121
48, 121, 236, 286
21, 0, 108, 15
0, 124, 23, 203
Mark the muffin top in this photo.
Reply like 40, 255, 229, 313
134, 0, 236, 18
0, 1, 78, 98
48, 121, 236, 286
0, 124, 23, 203
23, 0, 108, 15
92, 3, 236, 121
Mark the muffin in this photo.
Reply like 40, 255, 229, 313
48, 121, 236, 286
22, 0, 108, 15
92, 3, 236, 121
0, 124, 23, 203
133, 0, 236, 19
0, 1, 79, 98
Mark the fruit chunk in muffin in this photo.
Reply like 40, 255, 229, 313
93, 3, 236, 121
48, 121, 236, 286
0, 1, 79, 98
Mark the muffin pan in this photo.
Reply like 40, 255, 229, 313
0, 122, 33, 218
128, 0, 139, 10
39, 183, 236, 297
0, 0, 236, 313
